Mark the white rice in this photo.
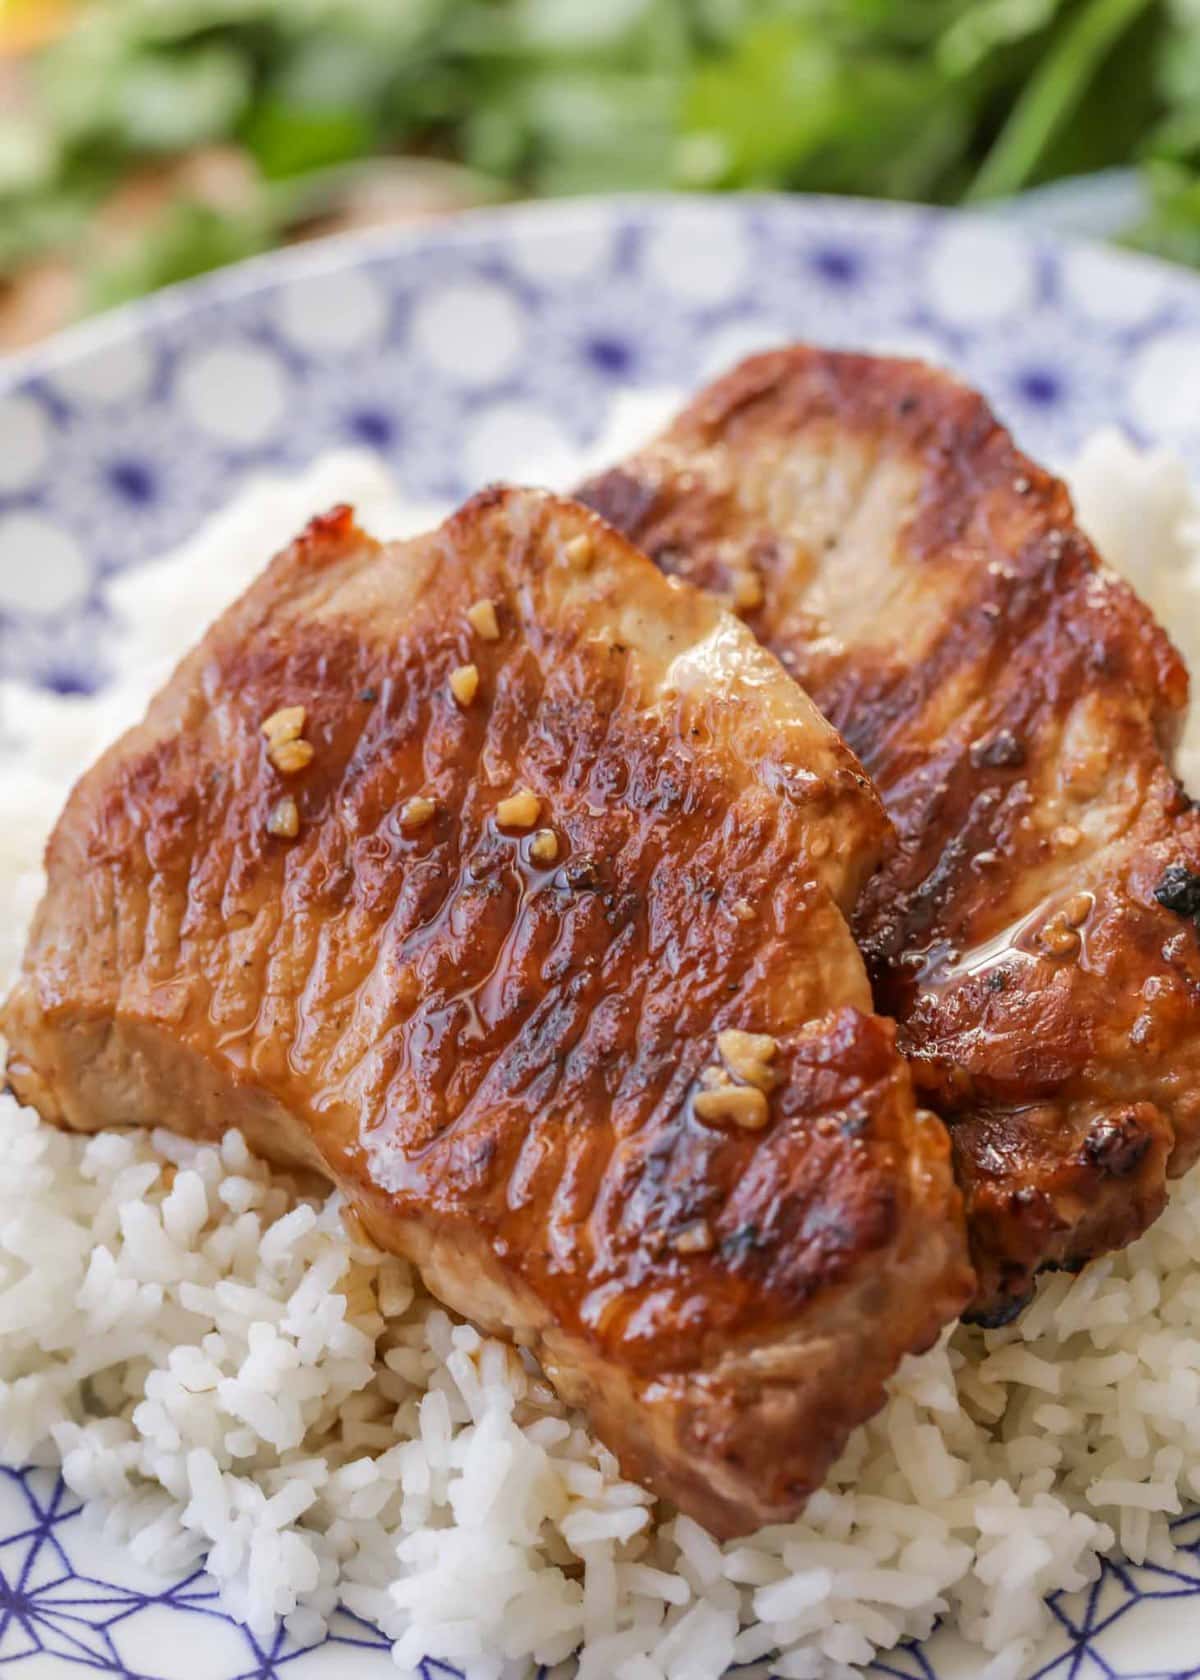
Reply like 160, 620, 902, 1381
2, 402, 1200, 1680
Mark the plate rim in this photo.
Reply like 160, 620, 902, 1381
1, 189, 1195, 395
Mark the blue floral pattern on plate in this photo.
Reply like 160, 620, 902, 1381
2, 194, 1200, 1678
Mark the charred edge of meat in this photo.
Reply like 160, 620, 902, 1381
966, 1290, 1029, 1329
966, 1254, 1086, 1328
1155, 862, 1200, 924
966, 1116, 1154, 1328
1081, 1113, 1154, 1179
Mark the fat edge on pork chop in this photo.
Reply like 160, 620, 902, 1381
2, 487, 973, 1537
579, 347, 1200, 1325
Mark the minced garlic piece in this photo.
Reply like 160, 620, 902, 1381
529, 827, 559, 864
1039, 913, 1080, 957
269, 738, 314, 775
717, 1028, 779, 1092
563, 532, 592, 568
449, 663, 480, 706
693, 1084, 770, 1130
262, 705, 314, 773
730, 898, 754, 923
467, 598, 500, 641
496, 788, 540, 829
1062, 892, 1092, 928
673, 1220, 713, 1255
261, 705, 305, 746
267, 796, 300, 839
401, 796, 436, 829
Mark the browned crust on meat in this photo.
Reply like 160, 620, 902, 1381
580, 347, 1200, 1322
3, 487, 972, 1534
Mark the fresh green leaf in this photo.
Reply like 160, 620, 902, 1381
939, 0, 1062, 77
967, 0, 1157, 199
242, 99, 375, 177
1126, 157, 1200, 262
681, 20, 841, 186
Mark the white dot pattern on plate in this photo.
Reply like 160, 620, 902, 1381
642, 206, 750, 302
0, 513, 88, 615
1061, 245, 1170, 327
506, 209, 617, 284
0, 395, 50, 491
278, 268, 388, 352
177, 343, 288, 444
924, 222, 1038, 324
409, 279, 525, 386
50, 336, 154, 406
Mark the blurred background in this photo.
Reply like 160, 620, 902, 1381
3, 0, 1200, 351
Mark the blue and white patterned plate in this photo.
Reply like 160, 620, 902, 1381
2, 194, 1200, 1680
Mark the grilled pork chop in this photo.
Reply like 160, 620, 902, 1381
3, 487, 971, 1536
580, 348, 1200, 1323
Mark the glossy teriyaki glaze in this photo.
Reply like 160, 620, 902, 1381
580, 347, 1200, 1321
3, 487, 972, 1535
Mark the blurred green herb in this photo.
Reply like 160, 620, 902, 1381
2, 0, 1200, 326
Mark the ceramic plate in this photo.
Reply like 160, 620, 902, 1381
2, 194, 1200, 1680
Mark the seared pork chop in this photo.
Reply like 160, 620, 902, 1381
3, 488, 971, 1536
579, 349, 1200, 1323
